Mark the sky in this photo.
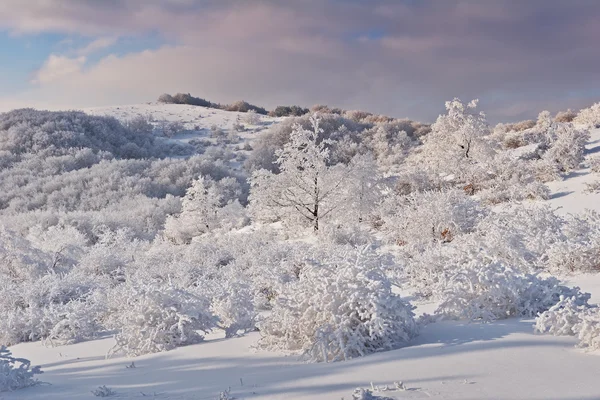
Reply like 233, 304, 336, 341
0, 0, 599, 123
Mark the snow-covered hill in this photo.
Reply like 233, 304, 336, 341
3, 106, 600, 400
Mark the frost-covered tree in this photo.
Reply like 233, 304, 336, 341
258, 248, 418, 362
413, 99, 492, 182
249, 116, 349, 231
164, 176, 247, 243
336, 153, 382, 225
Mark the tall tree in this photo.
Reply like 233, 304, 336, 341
249, 116, 348, 231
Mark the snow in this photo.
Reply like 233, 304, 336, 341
6, 318, 600, 400
4, 109, 600, 400
82, 103, 281, 147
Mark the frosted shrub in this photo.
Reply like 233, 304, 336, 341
258, 248, 418, 362
535, 296, 592, 337
574, 102, 600, 128
210, 281, 256, 338
590, 157, 600, 173
244, 109, 261, 125
541, 123, 589, 175
574, 309, 600, 350
382, 189, 486, 246
42, 299, 103, 346
106, 283, 215, 357
536, 296, 600, 351
475, 205, 566, 270
164, 176, 247, 243
320, 224, 375, 247
436, 260, 588, 322
546, 211, 600, 274
0, 271, 105, 346
555, 109, 577, 123
398, 241, 474, 298
477, 155, 550, 205
0, 346, 43, 392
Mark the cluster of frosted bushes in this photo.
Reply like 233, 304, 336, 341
384, 188, 600, 298
435, 260, 589, 321
2, 224, 371, 358
105, 283, 215, 357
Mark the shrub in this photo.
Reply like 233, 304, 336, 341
541, 123, 590, 174
574, 102, 600, 128
106, 282, 215, 357
243, 109, 261, 125
546, 211, 600, 274
269, 105, 309, 117
124, 115, 153, 135
590, 157, 600, 173
555, 109, 576, 123
536, 296, 600, 351
211, 281, 256, 338
258, 248, 418, 362
157, 93, 221, 108
382, 189, 486, 246
435, 260, 589, 321
0, 346, 43, 392
160, 120, 184, 138
223, 100, 268, 115
157, 93, 174, 104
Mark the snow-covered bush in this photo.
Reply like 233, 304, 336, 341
160, 121, 184, 138
536, 296, 600, 351
91, 385, 117, 397
589, 157, 600, 173
106, 283, 215, 357
475, 205, 566, 270
0, 270, 106, 346
435, 260, 589, 321
243, 109, 262, 125
535, 296, 592, 336
164, 175, 247, 243
540, 123, 589, 176
210, 280, 256, 338
382, 189, 486, 246
320, 224, 376, 247
574, 102, 600, 128
555, 109, 577, 123
0, 346, 43, 392
258, 248, 418, 362
477, 155, 550, 205
546, 211, 600, 274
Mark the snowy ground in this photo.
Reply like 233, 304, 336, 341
83, 103, 281, 146
4, 113, 600, 400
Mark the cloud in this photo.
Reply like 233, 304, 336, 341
76, 37, 118, 56
1, 0, 599, 122
32, 54, 86, 84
